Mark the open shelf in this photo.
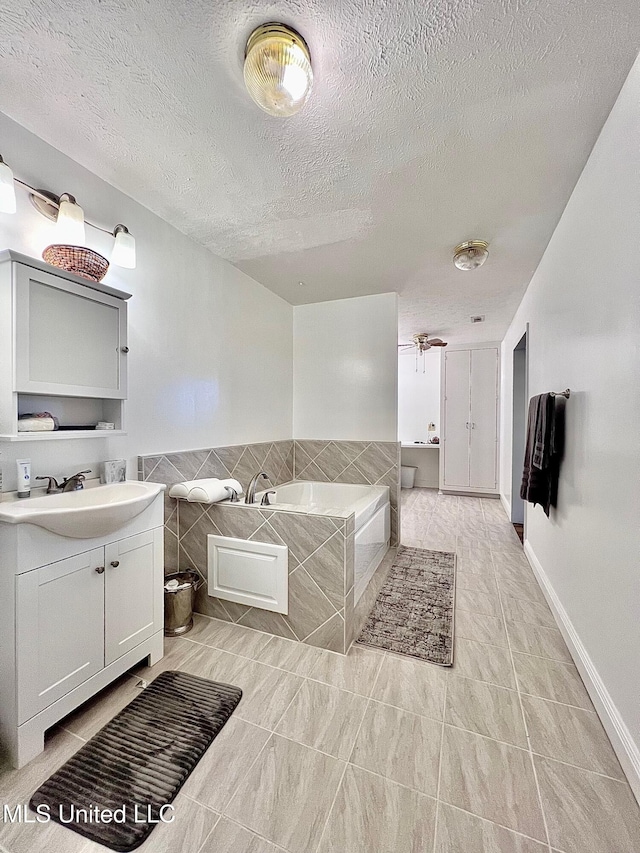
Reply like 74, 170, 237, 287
0, 430, 126, 442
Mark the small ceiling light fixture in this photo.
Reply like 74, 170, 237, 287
111, 224, 136, 269
243, 23, 313, 117
453, 240, 489, 271
0, 155, 17, 214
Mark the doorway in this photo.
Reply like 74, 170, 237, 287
511, 330, 528, 534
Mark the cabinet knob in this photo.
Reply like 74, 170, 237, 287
95, 566, 105, 574
110, 560, 120, 568
121, 346, 129, 353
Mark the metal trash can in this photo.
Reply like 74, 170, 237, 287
164, 570, 202, 636
401, 465, 418, 489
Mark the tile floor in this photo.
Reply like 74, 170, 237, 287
1, 488, 640, 852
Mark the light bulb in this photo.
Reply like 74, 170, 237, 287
111, 224, 136, 269
244, 23, 313, 117
0, 156, 16, 214
55, 193, 85, 244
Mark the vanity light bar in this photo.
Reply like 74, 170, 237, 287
0, 154, 136, 269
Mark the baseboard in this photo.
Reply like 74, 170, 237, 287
500, 492, 511, 519
439, 488, 499, 497
523, 539, 640, 804
414, 478, 439, 489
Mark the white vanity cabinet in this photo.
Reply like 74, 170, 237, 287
0, 250, 131, 439
0, 497, 164, 768
16, 530, 161, 723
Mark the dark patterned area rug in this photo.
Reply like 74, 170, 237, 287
30, 670, 242, 852
357, 546, 456, 666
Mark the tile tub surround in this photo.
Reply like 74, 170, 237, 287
294, 440, 401, 546
177, 501, 356, 654
139, 440, 294, 571
139, 439, 397, 652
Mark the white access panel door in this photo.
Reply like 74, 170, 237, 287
208, 535, 289, 614
443, 349, 471, 488
469, 348, 499, 490
16, 548, 105, 723
104, 529, 162, 666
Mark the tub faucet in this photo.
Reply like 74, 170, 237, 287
245, 472, 268, 504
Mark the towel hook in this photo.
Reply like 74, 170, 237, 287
550, 389, 570, 399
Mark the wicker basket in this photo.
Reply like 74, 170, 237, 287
42, 245, 110, 282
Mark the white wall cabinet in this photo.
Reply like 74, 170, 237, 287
0, 250, 131, 440
441, 346, 499, 493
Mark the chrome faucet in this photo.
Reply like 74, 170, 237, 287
245, 472, 268, 504
35, 475, 63, 494
61, 470, 91, 492
36, 469, 91, 493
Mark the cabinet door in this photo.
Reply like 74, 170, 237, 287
16, 549, 105, 723
469, 348, 499, 490
443, 350, 471, 488
105, 529, 163, 666
14, 264, 127, 398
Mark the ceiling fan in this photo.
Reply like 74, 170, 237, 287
398, 333, 448, 372
398, 332, 448, 353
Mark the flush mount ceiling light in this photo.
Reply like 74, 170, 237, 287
453, 240, 489, 271
243, 23, 313, 117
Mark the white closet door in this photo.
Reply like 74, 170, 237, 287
443, 350, 471, 488
469, 348, 499, 489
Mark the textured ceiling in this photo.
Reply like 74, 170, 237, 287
1, 0, 639, 343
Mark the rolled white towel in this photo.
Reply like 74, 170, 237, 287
168, 480, 199, 499
168, 478, 244, 504
187, 482, 227, 503
188, 478, 244, 503
168, 478, 223, 500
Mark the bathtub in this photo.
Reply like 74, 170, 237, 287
257, 481, 391, 603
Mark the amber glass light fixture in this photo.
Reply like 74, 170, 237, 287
243, 23, 313, 117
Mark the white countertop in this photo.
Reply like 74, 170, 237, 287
401, 443, 440, 449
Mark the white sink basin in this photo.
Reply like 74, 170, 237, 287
0, 481, 165, 539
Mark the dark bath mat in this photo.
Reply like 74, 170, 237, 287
30, 670, 242, 852
357, 546, 456, 666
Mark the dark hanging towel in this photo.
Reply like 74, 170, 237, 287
520, 393, 565, 516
